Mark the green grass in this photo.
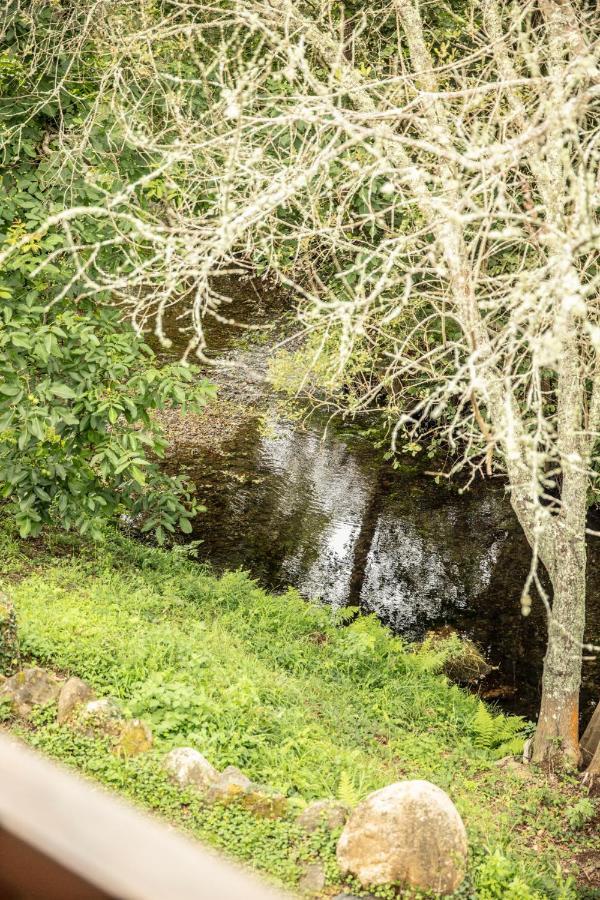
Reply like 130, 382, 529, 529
1, 524, 598, 898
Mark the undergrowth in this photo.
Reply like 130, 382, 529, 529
1, 523, 598, 898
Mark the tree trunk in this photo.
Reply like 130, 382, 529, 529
580, 702, 600, 768
532, 535, 586, 767
582, 740, 600, 794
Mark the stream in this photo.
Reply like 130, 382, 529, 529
158, 278, 600, 723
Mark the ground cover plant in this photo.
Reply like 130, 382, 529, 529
0, 522, 598, 898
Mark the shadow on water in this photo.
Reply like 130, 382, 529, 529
159, 278, 600, 722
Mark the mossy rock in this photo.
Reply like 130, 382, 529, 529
115, 719, 153, 757
0, 667, 61, 717
76, 697, 124, 738
0, 592, 19, 676
239, 785, 289, 820
207, 767, 288, 819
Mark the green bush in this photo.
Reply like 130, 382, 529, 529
0, 296, 215, 540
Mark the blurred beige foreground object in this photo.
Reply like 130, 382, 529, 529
0, 733, 286, 900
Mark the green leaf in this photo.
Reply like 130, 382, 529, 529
0, 383, 21, 397
50, 383, 76, 400
131, 466, 146, 486
18, 518, 32, 538
11, 333, 31, 349
179, 517, 193, 534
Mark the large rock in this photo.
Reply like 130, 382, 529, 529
336, 780, 467, 895
0, 667, 61, 717
115, 719, 153, 757
297, 800, 349, 833
58, 677, 95, 724
164, 747, 220, 792
0, 592, 19, 675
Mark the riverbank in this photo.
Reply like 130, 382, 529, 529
149, 278, 600, 724
0, 523, 598, 897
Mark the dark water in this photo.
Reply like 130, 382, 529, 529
159, 279, 600, 723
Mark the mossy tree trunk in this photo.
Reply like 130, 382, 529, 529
531, 539, 586, 767
530, 454, 588, 768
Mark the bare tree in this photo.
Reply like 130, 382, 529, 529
1, 0, 599, 770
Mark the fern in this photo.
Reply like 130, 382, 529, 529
331, 605, 360, 625
337, 769, 359, 806
470, 702, 527, 752
472, 701, 498, 749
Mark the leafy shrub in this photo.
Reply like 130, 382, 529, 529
128, 674, 216, 741
0, 296, 215, 540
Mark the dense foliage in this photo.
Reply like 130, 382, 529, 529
0, 4, 218, 540
0, 296, 215, 540
1, 523, 595, 898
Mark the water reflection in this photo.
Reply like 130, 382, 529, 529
155, 276, 598, 721
186, 417, 599, 720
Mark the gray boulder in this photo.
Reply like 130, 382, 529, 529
336, 780, 467, 895
58, 677, 95, 724
0, 667, 61, 717
207, 765, 251, 801
164, 747, 220, 791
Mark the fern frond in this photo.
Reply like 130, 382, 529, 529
472, 701, 496, 749
337, 770, 359, 806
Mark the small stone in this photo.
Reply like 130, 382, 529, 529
57, 677, 95, 724
77, 697, 124, 738
0, 667, 61, 718
115, 719, 153, 757
164, 747, 220, 792
240, 785, 288, 820
207, 765, 252, 802
298, 862, 326, 894
336, 780, 467, 894
208, 767, 288, 819
0, 592, 19, 675
297, 800, 349, 833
